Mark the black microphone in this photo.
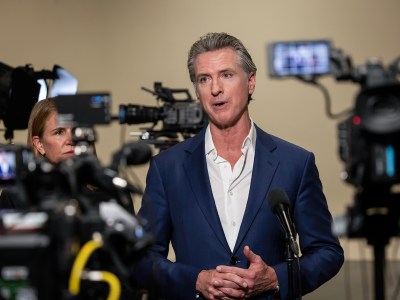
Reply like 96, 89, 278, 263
110, 141, 152, 171
267, 188, 300, 256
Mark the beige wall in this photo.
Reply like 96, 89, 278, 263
1, 0, 400, 260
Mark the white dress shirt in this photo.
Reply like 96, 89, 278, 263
205, 122, 256, 251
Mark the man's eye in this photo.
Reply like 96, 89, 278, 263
222, 72, 232, 78
198, 77, 209, 84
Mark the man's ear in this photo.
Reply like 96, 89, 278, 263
248, 72, 256, 94
32, 136, 45, 156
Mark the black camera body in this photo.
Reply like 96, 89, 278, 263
269, 40, 400, 251
268, 39, 400, 188
57, 93, 111, 127
336, 58, 400, 188
338, 82, 400, 187
119, 82, 207, 136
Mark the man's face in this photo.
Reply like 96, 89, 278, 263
194, 47, 256, 129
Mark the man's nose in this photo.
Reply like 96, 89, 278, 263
211, 78, 223, 96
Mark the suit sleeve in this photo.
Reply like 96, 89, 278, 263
273, 152, 344, 299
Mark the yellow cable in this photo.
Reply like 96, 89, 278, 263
68, 238, 103, 295
85, 271, 121, 300
91, 271, 121, 300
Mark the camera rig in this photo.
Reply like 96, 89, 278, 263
0, 141, 154, 300
0, 76, 204, 298
118, 82, 207, 151
268, 39, 400, 300
0, 91, 155, 299
269, 40, 400, 188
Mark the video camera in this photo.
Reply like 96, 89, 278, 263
268, 39, 400, 188
0, 94, 154, 299
118, 82, 207, 149
0, 144, 154, 300
0, 75, 206, 298
268, 42, 400, 287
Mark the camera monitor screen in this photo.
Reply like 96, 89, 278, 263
56, 93, 111, 126
0, 148, 17, 186
268, 40, 331, 77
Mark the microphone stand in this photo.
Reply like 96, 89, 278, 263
285, 241, 295, 300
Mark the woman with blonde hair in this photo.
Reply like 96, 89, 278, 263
28, 97, 76, 163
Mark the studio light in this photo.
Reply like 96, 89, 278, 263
0, 62, 78, 141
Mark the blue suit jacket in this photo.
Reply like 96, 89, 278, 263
133, 125, 344, 300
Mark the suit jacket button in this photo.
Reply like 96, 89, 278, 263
230, 256, 240, 265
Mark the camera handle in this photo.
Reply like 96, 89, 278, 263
130, 129, 180, 152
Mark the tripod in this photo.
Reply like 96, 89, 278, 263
348, 189, 400, 300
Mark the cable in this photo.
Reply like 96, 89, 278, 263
82, 271, 121, 300
68, 237, 103, 296
296, 76, 354, 120
295, 254, 302, 299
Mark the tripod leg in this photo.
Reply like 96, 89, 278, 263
373, 243, 386, 300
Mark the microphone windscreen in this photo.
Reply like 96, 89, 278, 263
267, 188, 290, 213
124, 142, 152, 166
111, 142, 152, 170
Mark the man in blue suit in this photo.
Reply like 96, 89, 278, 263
133, 32, 344, 300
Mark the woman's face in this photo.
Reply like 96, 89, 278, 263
32, 112, 75, 164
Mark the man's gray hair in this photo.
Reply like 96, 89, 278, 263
187, 32, 257, 83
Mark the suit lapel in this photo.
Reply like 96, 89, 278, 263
233, 127, 279, 253
181, 127, 279, 255
183, 132, 232, 253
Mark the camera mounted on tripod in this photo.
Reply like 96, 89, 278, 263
268, 39, 400, 188
118, 82, 207, 150
268, 41, 400, 299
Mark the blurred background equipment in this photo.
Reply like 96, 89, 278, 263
0, 62, 78, 142
0, 99, 154, 299
268, 39, 400, 300
0, 58, 205, 300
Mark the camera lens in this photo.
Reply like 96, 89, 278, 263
118, 104, 161, 125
